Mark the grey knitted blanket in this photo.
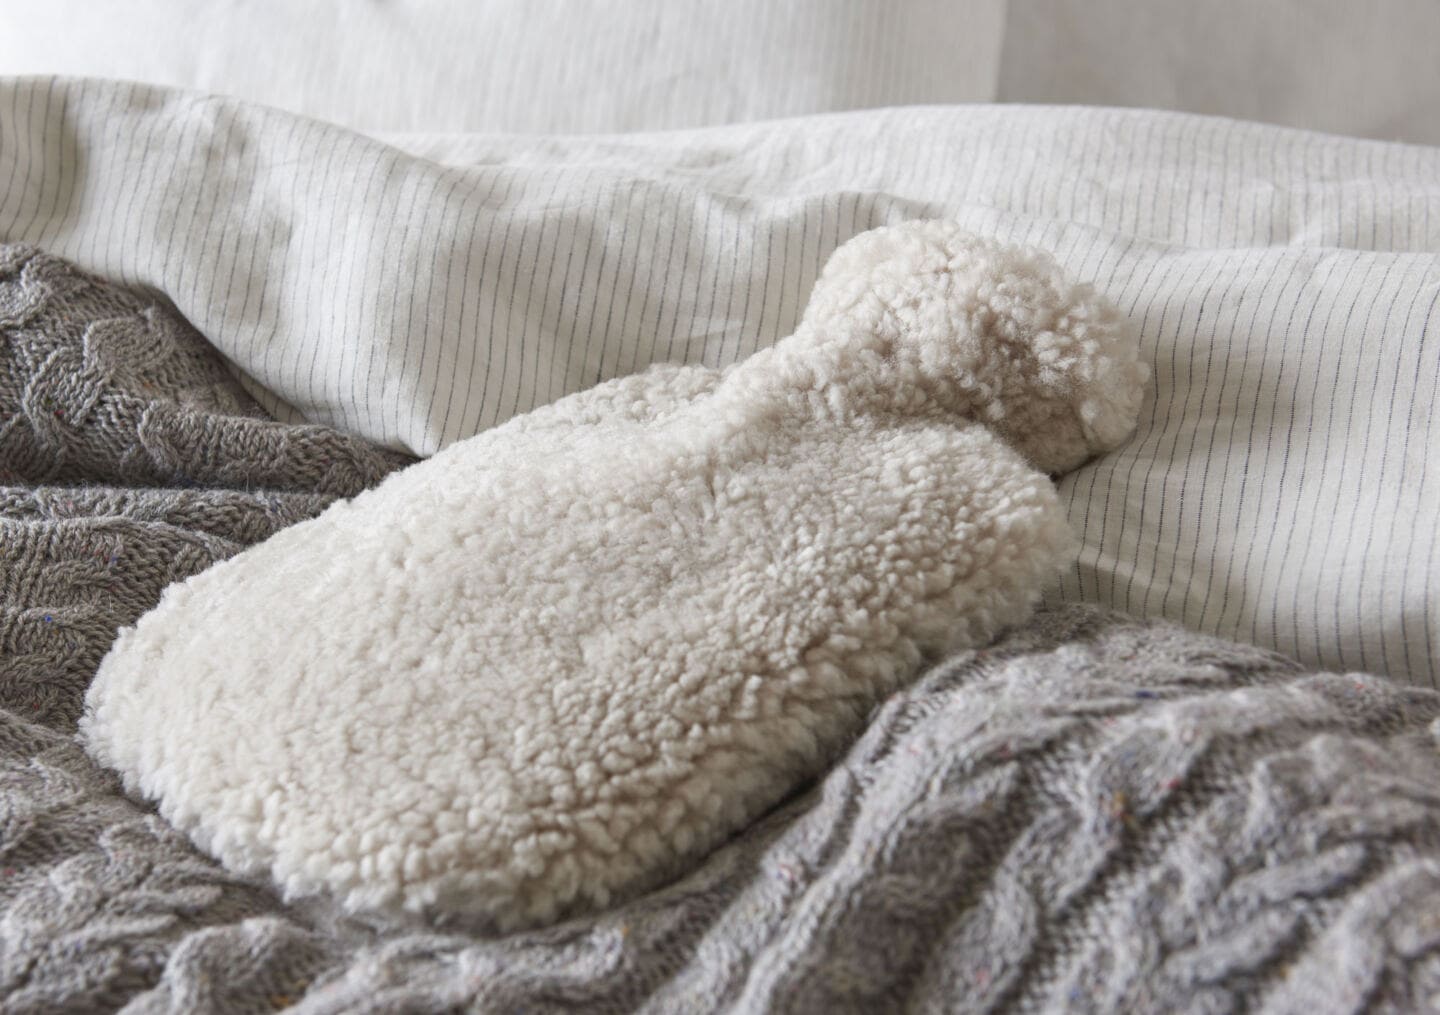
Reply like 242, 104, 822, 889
3, 245, 1440, 1013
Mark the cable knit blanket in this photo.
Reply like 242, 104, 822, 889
3, 246, 1440, 1012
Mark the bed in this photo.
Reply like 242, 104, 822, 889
2, 8, 1439, 1012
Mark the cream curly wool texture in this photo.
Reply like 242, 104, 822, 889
81, 221, 1148, 931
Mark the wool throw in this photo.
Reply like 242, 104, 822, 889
2, 247, 1437, 1009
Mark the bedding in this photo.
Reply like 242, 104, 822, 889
3, 76, 1440, 1010
80, 222, 1145, 932
2, 251, 1439, 1010
0, 0, 1008, 134
3, 1, 1438, 142
1, 77, 1437, 689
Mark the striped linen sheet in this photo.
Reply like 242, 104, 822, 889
1, 77, 1437, 686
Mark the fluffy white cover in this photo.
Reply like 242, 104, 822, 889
81, 221, 1147, 931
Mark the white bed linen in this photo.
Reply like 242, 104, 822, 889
1, 77, 1437, 689
2, 1, 1437, 143
0, 0, 1006, 134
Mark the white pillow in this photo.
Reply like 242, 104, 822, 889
80, 223, 1145, 929
0, 0, 1004, 133
4, 1, 1437, 142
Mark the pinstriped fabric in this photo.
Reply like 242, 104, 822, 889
1, 77, 1438, 686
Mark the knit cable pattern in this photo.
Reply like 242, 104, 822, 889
2, 245, 1438, 1012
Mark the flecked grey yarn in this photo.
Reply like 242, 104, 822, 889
0, 245, 412, 732
3, 245, 1440, 1013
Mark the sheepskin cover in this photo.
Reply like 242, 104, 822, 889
4, 246, 1439, 1010
80, 221, 1146, 930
